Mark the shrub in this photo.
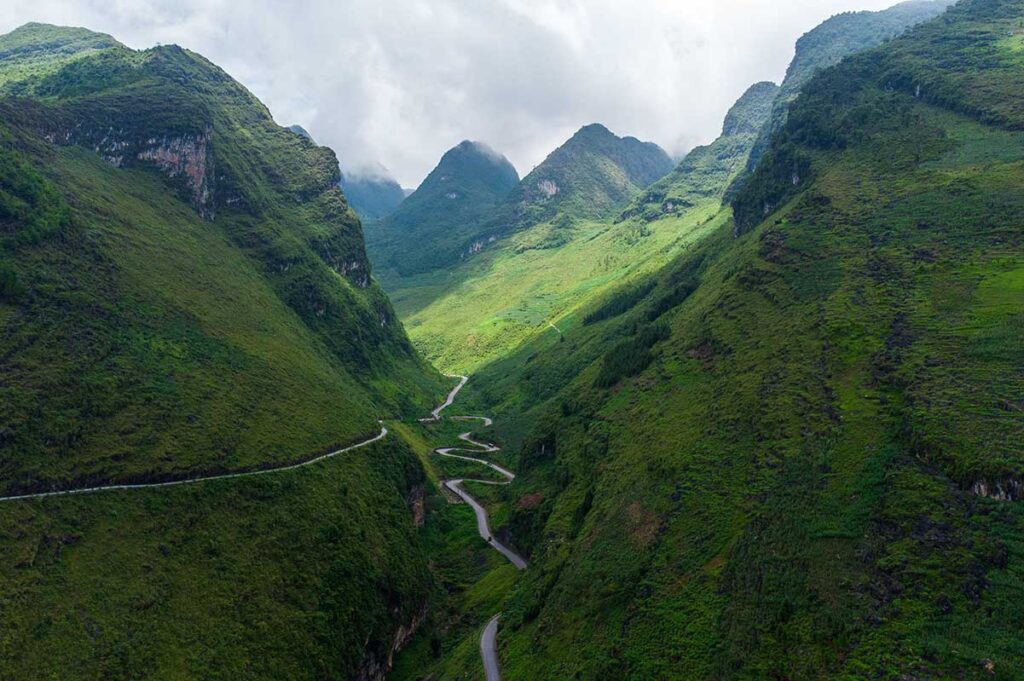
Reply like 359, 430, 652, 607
594, 322, 670, 388
583, 279, 656, 325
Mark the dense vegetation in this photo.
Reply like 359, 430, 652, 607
0, 22, 446, 677
623, 81, 779, 223
365, 140, 520, 282
499, 123, 674, 232
4, 1, 1024, 678
0, 22, 444, 492
450, 1, 1024, 677
739, 0, 955, 188
388, 83, 773, 373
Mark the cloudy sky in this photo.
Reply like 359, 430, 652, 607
1, 0, 901, 187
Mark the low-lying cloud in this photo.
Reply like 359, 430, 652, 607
1, 0, 898, 187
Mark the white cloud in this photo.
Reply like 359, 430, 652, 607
0, 0, 898, 187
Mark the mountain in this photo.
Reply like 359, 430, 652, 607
378, 1, 957, 376
0, 22, 444, 678
287, 123, 314, 142
502, 123, 674, 228
742, 0, 956, 177
365, 140, 520, 280
424, 1, 1024, 677
385, 99, 763, 373
339, 164, 407, 221
284, 125, 405, 222
623, 81, 779, 223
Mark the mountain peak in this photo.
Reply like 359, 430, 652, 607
0, 22, 123, 60
508, 124, 673, 222
574, 122, 613, 137
339, 163, 406, 222
431, 140, 519, 192
363, 140, 519, 279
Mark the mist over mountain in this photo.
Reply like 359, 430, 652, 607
340, 164, 407, 222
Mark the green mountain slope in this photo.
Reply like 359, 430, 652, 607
385, 91, 770, 374
502, 123, 673, 229
453, 2, 1024, 678
742, 0, 955, 177
365, 140, 520, 282
340, 165, 407, 222
623, 81, 779, 223
0, 23, 444, 678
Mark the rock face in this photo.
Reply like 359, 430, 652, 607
537, 179, 559, 198
41, 124, 216, 217
136, 134, 213, 210
971, 478, 1024, 501
354, 605, 428, 681
407, 483, 426, 527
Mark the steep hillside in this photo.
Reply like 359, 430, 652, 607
502, 123, 673, 229
623, 81, 779, 223
0, 22, 443, 491
457, 1, 1024, 677
340, 165, 407, 222
365, 140, 519, 283
385, 90, 769, 373
0, 23, 444, 678
743, 0, 955, 176
285, 125, 406, 222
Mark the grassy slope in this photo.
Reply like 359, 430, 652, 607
0, 436, 430, 681
390, 88, 774, 374
0, 26, 444, 492
0, 24, 446, 677
462, 2, 1024, 678
394, 207, 722, 374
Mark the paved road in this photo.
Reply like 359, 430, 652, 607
0, 425, 389, 502
4, 372, 521, 678
423, 374, 470, 421
429, 375, 528, 680
481, 615, 502, 681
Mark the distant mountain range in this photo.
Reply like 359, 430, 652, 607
339, 166, 407, 222
366, 125, 672, 284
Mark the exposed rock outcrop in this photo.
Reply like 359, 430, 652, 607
354, 605, 428, 681
43, 124, 215, 218
137, 134, 213, 211
407, 483, 426, 527
970, 477, 1023, 502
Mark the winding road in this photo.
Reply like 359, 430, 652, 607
429, 375, 527, 680
0, 424, 389, 502
1, 372, 521, 679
